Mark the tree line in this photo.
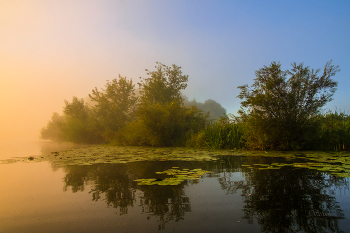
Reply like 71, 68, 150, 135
41, 60, 350, 151
41, 62, 217, 146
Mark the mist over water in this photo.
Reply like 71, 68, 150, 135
0, 140, 90, 160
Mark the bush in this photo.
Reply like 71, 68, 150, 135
124, 100, 207, 146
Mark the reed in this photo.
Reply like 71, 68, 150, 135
314, 110, 350, 151
188, 117, 244, 150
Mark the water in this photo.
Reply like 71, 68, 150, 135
1, 142, 349, 233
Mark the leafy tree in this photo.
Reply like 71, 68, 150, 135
237, 60, 340, 150
138, 62, 188, 105
40, 112, 66, 142
127, 62, 207, 146
63, 96, 89, 120
130, 99, 207, 146
89, 75, 138, 143
61, 96, 103, 143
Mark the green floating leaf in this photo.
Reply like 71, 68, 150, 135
134, 167, 213, 186
331, 173, 350, 178
253, 164, 269, 166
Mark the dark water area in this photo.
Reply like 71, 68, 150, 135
1, 143, 350, 233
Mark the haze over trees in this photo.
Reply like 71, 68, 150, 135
41, 62, 208, 146
184, 98, 226, 120
41, 60, 349, 151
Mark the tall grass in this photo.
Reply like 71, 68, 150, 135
188, 110, 350, 152
187, 116, 244, 150
314, 110, 350, 151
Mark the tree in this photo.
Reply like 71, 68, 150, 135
126, 62, 207, 146
237, 60, 340, 150
40, 112, 66, 142
62, 96, 105, 143
89, 75, 138, 142
138, 62, 188, 105
185, 98, 226, 120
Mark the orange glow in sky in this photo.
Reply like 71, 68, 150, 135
1, 0, 349, 141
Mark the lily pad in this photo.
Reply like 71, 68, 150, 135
134, 168, 213, 186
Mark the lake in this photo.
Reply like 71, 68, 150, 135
1, 141, 350, 233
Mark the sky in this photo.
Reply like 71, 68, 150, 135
0, 0, 349, 141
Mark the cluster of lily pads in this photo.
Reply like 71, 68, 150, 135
1, 145, 350, 178
134, 167, 213, 186
0, 146, 221, 166
241, 152, 350, 177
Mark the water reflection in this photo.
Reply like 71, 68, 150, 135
61, 162, 198, 230
217, 156, 348, 233
56, 154, 349, 232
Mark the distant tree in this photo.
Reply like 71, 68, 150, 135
186, 98, 226, 120
237, 60, 340, 150
40, 112, 66, 142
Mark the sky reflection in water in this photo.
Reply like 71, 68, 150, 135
1, 144, 350, 233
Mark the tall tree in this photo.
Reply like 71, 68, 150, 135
89, 75, 138, 142
237, 60, 340, 150
138, 62, 188, 105
127, 62, 207, 146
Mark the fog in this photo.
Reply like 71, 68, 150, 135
1, 1, 349, 142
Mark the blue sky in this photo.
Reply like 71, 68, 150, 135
0, 0, 349, 140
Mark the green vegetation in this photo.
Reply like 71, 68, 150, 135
3, 146, 350, 178
40, 62, 208, 146
134, 168, 213, 186
187, 115, 244, 149
237, 60, 340, 150
40, 60, 349, 152
316, 110, 350, 151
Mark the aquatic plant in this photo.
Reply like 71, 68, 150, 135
134, 168, 213, 186
241, 151, 350, 178
187, 115, 244, 150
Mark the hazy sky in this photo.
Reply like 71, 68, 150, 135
1, 0, 349, 141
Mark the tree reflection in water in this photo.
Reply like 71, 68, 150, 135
217, 156, 349, 233
61, 161, 196, 230
59, 156, 349, 233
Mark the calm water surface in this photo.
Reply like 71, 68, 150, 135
1, 142, 349, 233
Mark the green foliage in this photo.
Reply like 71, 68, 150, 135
40, 112, 66, 142
124, 98, 208, 147
313, 111, 350, 151
122, 62, 207, 147
41, 97, 103, 143
89, 75, 138, 143
41, 61, 348, 151
41, 75, 137, 144
62, 97, 101, 143
40, 62, 210, 146
237, 61, 340, 150
187, 115, 244, 149
138, 62, 188, 105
